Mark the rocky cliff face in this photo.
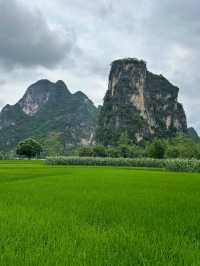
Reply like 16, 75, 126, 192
96, 58, 187, 145
18, 80, 70, 116
0, 80, 98, 151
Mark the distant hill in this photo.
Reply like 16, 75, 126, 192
0, 80, 98, 151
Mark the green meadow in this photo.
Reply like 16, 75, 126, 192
0, 161, 200, 265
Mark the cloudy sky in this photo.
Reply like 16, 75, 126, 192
0, 0, 199, 131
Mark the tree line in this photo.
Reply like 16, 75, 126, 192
0, 133, 200, 160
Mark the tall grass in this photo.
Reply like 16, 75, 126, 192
46, 156, 200, 173
46, 156, 164, 168
165, 159, 200, 172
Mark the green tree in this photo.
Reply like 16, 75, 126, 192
165, 146, 179, 158
16, 138, 42, 159
92, 145, 107, 157
107, 147, 120, 158
170, 134, 198, 159
118, 144, 132, 158
130, 145, 146, 158
147, 139, 165, 159
118, 131, 130, 145
42, 133, 65, 156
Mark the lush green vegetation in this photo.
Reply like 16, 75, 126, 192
0, 80, 98, 152
46, 156, 164, 168
46, 156, 200, 173
16, 138, 43, 159
76, 135, 200, 159
165, 159, 200, 172
1, 161, 200, 265
0, 134, 199, 160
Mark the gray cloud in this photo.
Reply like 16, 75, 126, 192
0, 0, 76, 68
0, 80, 6, 86
0, 0, 200, 133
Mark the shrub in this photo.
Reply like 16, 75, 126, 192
147, 139, 165, 159
118, 145, 132, 158
165, 146, 179, 158
164, 159, 200, 172
168, 134, 199, 159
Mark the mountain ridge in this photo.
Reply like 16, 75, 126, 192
0, 79, 98, 151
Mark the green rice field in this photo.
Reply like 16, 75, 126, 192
0, 161, 200, 265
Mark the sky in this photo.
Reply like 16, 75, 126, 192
0, 0, 200, 132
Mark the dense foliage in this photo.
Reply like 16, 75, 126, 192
46, 157, 200, 173
1, 133, 200, 164
16, 138, 43, 159
46, 135, 200, 173
75, 135, 200, 160
165, 159, 200, 172
147, 139, 165, 159
46, 156, 164, 168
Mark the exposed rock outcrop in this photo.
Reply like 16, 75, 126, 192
18, 80, 70, 116
96, 58, 187, 145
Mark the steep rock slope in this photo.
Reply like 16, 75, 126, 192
187, 127, 200, 143
96, 58, 187, 145
0, 80, 98, 151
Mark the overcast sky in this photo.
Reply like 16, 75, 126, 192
0, 0, 199, 131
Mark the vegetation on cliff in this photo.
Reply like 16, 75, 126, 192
96, 58, 187, 145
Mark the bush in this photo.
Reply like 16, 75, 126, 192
168, 134, 199, 159
147, 139, 165, 159
130, 145, 147, 158
165, 146, 179, 158
164, 159, 200, 172
118, 145, 132, 158
46, 156, 164, 168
